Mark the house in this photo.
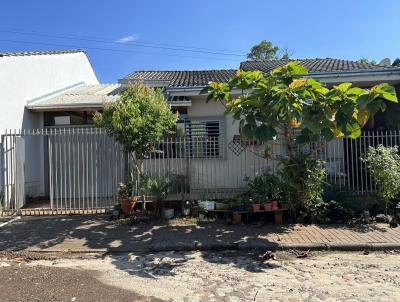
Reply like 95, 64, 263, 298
3, 50, 400, 211
0, 50, 98, 204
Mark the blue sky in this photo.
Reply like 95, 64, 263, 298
1, 0, 400, 82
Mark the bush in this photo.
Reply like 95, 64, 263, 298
245, 172, 282, 202
0, 190, 4, 210
362, 145, 400, 214
278, 153, 326, 215
301, 185, 354, 223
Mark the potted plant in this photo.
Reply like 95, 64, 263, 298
94, 83, 178, 212
263, 201, 272, 211
118, 182, 137, 215
246, 173, 282, 212
270, 189, 281, 210
147, 173, 175, 218
251, 198, 261, 212
232, 212, 242, 224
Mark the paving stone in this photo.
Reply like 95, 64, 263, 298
0, 216, 399, 252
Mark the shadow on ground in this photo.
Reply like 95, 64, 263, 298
0, 215, 289, 276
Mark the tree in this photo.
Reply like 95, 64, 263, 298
94, 83, 177, 201
204, 62, 397, 214
357, 58, 377, 65
278, 47, 293, 60
247, 40, 279, 60
392, 58, 400, 66
362, 145, 400, 214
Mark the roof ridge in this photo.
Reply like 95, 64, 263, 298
133, 69, 237, 72
241, 57, 361, 63
0, 49, 86, 57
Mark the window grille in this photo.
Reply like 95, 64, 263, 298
184, 119, 225, 159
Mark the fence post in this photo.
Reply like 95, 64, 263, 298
0, 134, 4, 209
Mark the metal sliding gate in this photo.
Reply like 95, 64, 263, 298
1, 128, 125, 211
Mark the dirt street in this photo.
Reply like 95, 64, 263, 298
0, 251, 400, 302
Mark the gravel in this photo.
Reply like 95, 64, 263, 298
1, 251, 400, 301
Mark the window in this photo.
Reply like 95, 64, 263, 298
185, 119, 224, 159
146, 118, 225, 160
44, 111, 96, 127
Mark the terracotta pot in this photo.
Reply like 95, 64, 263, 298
263, 202, 272, 211
274, 213, 283, 224
252, 203, 261, 212
121, 197, 137, 215
271, 200, 279, 210
233, 213, 242, 224
191, 209, 199, 217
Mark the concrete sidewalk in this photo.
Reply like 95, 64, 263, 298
1, 215, 400, 253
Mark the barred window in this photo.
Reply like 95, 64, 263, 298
185, 119, 224, 159
146, 119, 225, 159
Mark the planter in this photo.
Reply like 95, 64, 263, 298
232, 213, 242, 224
252, 203, 261, 212
263, 202, 272, 211
215, 202, 230, 210
182, 207, 191, 216
191, 208, 199, 217
198, 200, 215, 211
162, 208, 175, 219
121, 197, 137, 215
274, 213, 283, 224
271, 200, 279, 210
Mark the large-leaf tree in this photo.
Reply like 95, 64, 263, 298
94, 83, 177, 200
204, 62, 398, 213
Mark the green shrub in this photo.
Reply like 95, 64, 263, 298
302, 185, 354, 223
278, 153, 326, 215
245, 172, 282, 202
0, 190, 4, 210
362, 145, 400, 214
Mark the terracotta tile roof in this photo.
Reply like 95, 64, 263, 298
240, 58, 400, 74
121, 69, 236, 88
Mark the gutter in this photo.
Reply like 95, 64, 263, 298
26, 103, 104, 111
307, 69, 400, 78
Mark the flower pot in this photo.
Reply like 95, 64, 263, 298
198, 200, 215, 211
233, 213, 242, 224
263, 202, 272, 211
271, 200, 279, 210
121, 197, 137, 215
215, 202, 230, 210
183, 207, 191, 216
252, 203, 261, 212
191, 208, 199, 217
274, 213, 283, 224
162, 208, 175, 219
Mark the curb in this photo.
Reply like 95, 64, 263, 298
22, 242, 400, 254
0, 216, 21, 228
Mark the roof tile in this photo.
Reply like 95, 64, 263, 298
240, 58, 400, 74
0, 49, 86, 58
121, 69, 236, 88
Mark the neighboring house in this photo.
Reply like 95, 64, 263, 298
0, 49, 99, 130
28, 58, 400, 133
0, 49, 98, 200
3, 51, 400, 210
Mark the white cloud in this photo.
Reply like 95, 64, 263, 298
116, 35, 137, 43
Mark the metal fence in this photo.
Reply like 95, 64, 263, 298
2, 127, 400, 211
1, 128, 125, 211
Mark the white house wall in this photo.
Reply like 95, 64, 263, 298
0, 52, 99, 198
184, 95, 277, 196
